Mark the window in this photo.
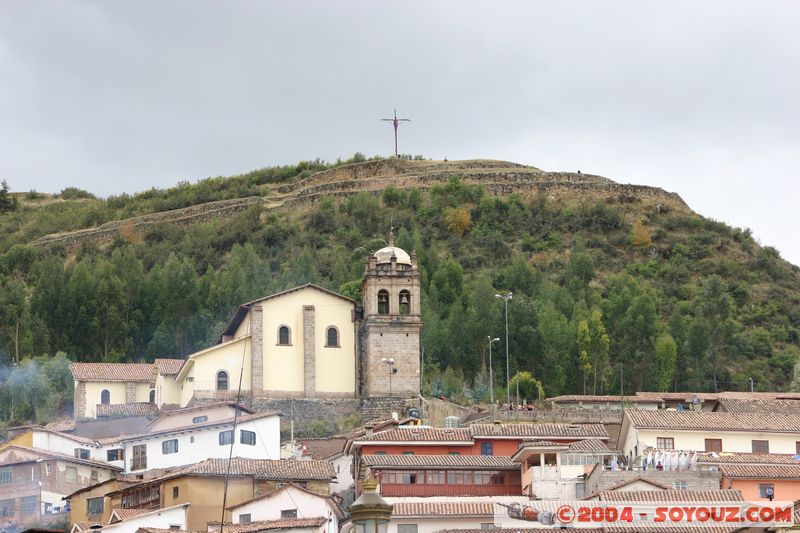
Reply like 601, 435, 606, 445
241, 430, 256, 446
66, 466, 78, 483
426, 470, 445, 484
797, 441, 800, 455
162, 439, 179, 454
447, 471, 473, 485
278, 326, 291, 345
45, 463, 51, 476
326, 326, 339, 347
481, 442, 493, 456
74, 448, 90, 460
219, 430, 234, 445
397, 525, 418, 533
107, 449, 124, 462
656, 437, 674, 450
87, 497, 104, 516
149, 389, 156, 403
480, 524, 498, 530
399, 290, 411, 315
673, 480, 688, 491
193, 415, 208, 424
0, 499, 14, 517
402, 451, 414, 455
21, 496, 37, 517
759, 484, 775, 499
240, 514, 252, 524
90, 470, 99, 483
382, 471, 419, 484
217, 370, 229, 391
132, 444, 147, 470
448, 451, 461, 455
704, 439, 722, 452
374, 451, 386, 455
378, 290, 389, 315
172, 487, 179, 499
575, 482, 586, 498
281, 509, 298, 519
101, 389, 110, 405
752, 440, 769, 453
0, 467, 10, 485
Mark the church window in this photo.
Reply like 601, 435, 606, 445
149, 390, 155, 403
100, 389, 110, 405
326, 326, 339, 347
378, 290, 389, 314
217, 370, 229, 391
278, 326, 291, 345
399, 290, 411, 315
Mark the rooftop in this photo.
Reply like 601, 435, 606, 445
719, 464, 800, 479
355, 427, 473, 444
208, 518, 327, 533
362, 454, 518, 469
69, 362, 154, 382
133, 457, 335, 484
470, 423, 609, 439
97, 402, 160, 418
153, 358, 185, 376
391, 501, 494, 517
697, 452, 800, 465
625, 410, 800, 432
714, 397, 800, 414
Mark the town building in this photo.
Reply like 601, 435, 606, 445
69, 504, 189, 533
225, 483, 343, 530
697, 452, 800, 502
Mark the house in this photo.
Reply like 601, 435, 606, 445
697, 452, 800, 502
68, 504, 189, 533
70, 233, 424, 420
296, 437, 351, 495
0, 446, 120, 531
106, 457, 335, 531
583, 459, 722, 495
225, 483, 343, 531
387, 501, 496, 533
620, 410, 800, 460
511, 439, 615, 499
65, 477, 139, 526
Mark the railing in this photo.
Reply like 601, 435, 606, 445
380, 483, 521, 497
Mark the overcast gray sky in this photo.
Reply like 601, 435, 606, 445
1, 1, 799, 265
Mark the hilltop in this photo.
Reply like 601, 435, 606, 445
1, 156, 799, 424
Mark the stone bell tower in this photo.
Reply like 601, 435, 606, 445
360, 228, 422, 398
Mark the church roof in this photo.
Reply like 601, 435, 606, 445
69, 362, 154, 382
374, 245, 411, 265
218, 283, 356, 342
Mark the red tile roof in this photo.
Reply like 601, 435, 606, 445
69, 362, 154, 382
362, 454, 518, 469
209, 518, 327, 532
44, 420, 77, 432
97, 402, 160, 418
356, 427, 473, 443
392, 501, 494, 517
298, 437, 347, 460
226, 483, 342, 517
714, 398, 800, 414
595, 489, 744, 502
567, 439, 613, 452
697, 452, 800, 465
111, 508, 150, 522
471, 423, 609, 439
143, 457, 335, 483
547, 394, 661, 403
720, 464, 800, 479
154, 358, 185, 376
625, 410, 800, 432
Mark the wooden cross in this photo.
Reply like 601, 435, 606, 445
381, 109, 411, 157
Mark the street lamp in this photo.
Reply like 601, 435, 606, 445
487, 336, 499, 416
382, 358, 396, 400
351, 477, 393, 533
495, 292, 512, 411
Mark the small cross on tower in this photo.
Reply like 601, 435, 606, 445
381, 109, 411, 157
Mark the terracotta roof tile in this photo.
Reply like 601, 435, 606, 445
714, 398, 800, 414
697, 452, 800, 465
154, 358, 185, 376
362, 454, 518, 469
111, 508, 150, 521
567, 439, 613, 452
69, 362, 154, 382
209, 518, 327, 532
144, 457, 335, 483
44, 419, 77, 432
547, 394, 661, 403
719, 464, 800, 479
73, 522, 103, 531
356, 427, 473, 443
625, 410, 800, 432
392, 501, 495, 517
470, 423, 609, 439
298, 437, 347, 460
97, 402, 160, 417
596, 489, 744, 502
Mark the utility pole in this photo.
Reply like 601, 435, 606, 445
495, 292, 513, 413
488, 336, 499, 417
381, 109, 411, 157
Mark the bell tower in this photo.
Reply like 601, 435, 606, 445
360, 229, 422, 398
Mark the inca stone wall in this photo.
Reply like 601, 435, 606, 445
303, 305, 316, 396
250, 305, 263, 392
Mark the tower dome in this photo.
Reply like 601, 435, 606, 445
373, 227, 412, 266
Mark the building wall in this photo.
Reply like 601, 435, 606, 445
122, 415, 280, 473
82, 382, 127, 419
181, 337, 252, 405
624, 427, 800, 456
183, 477, 253, 531
388, 515, 494, 533
67, 479, 131, 526
31, 431, 103, 463
586, 468, 723, 496
725, 478, 800, 502
155, 373, 181, 407
147, 404, 239, 432
331, 455, 354, 494
231, 485, 339, 532
361, 439, 536, 457
102, 505, 187, 533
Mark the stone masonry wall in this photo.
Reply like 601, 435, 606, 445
251, 305, 263, 392
125, 382, 137, 403
303, 305, 316, 397
586, 468, 722, 495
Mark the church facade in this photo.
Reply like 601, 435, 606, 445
71, 233, 421, 418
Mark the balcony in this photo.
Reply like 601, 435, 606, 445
380, 483, 522, 497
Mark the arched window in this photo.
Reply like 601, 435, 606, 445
149, 389, 156, 403
217, 370, 229, 391
278, 326, 291, 345
399, 290, 411, 315
378, 290, 389, 315
100, 390, 110, 405
326, 326, 339, 347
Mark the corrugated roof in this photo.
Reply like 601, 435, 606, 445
471, 423, 609, 439
392, 501, 494, 517
697, 452, 800, 465
626, 410, 800, 432
97, 402, 160, 418
154, 358, 185, 376
69, 362, 154, 382
362, 454, 517, 469
720, 464, 800, 479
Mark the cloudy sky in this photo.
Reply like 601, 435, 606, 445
1, 1, 799, 265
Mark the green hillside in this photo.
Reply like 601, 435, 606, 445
1, 156, 799, 424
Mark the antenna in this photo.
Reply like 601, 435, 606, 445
381, 109, 411, 157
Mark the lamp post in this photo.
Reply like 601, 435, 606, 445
495, 292, 512, 412
351, 477, 393, 533
487, 336, 499, 416
382, 357, 396, 401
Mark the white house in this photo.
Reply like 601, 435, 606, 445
69, 504, 188, 533
226, 483, 343, 531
